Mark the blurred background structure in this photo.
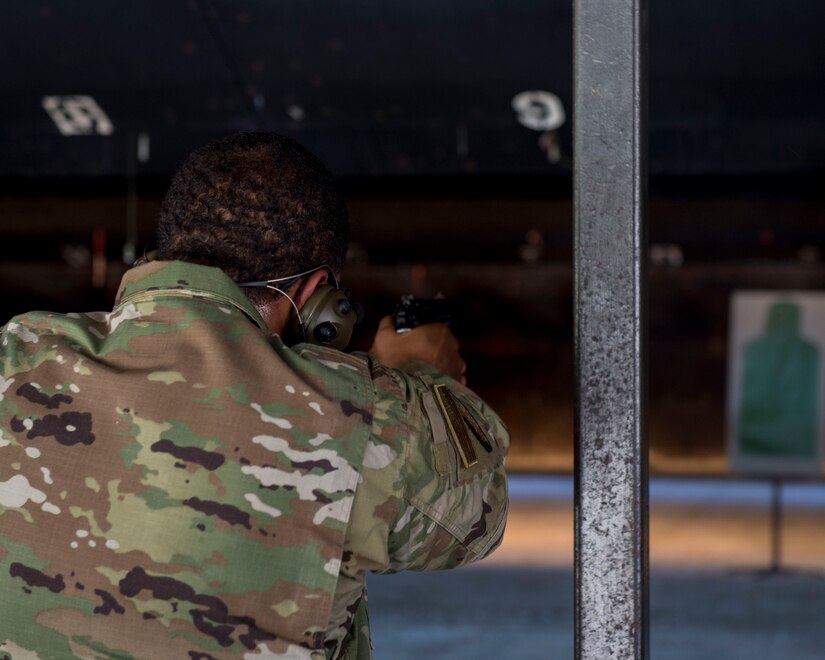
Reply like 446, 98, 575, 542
3, 1, 825, 474
3, 1, 825, 657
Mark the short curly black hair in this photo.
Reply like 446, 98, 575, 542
156, 132, 349, 290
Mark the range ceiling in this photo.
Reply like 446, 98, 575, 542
2, 0, 824, 179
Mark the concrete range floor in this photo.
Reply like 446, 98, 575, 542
367, 475, 825, 660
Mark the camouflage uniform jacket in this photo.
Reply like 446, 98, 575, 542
0, 261, 510, 660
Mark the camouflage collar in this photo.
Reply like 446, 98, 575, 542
115, 260, 268, 329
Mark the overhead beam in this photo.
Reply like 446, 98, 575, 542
573, 0, 649, 657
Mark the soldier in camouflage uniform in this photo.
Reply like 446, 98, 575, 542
0, 133, 509, 659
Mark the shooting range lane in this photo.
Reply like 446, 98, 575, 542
368, 474, 825, 660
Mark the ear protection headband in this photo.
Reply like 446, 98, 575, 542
237, 265, 360, 351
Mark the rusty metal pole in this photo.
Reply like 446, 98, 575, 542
573, 0, 649, 657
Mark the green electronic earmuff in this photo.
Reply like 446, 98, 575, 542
289, 283, 358, 350
237, 264, 360, 351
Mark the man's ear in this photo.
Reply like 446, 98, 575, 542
293, 269, 329, 310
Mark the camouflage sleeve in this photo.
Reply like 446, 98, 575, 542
356, 358, 510, 573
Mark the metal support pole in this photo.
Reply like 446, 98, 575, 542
573, 0, 649, 657
769, 478, 783, 573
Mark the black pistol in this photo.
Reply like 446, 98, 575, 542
394, 296, 453, 333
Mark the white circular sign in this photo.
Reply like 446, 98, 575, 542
512, 91, 566, 131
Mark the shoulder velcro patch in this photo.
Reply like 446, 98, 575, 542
432, 383, 493, 469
